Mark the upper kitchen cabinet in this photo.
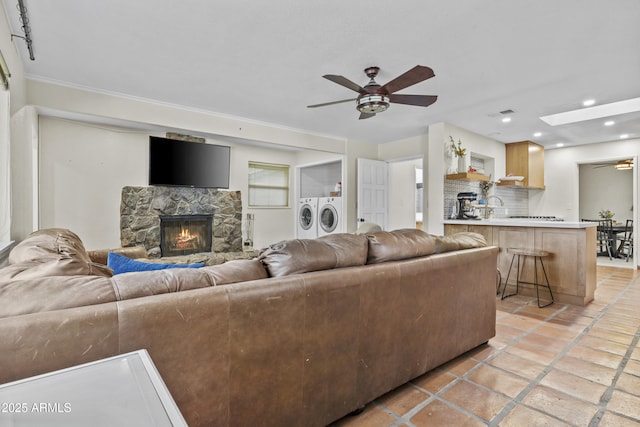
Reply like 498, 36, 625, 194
500, 141, 545, 189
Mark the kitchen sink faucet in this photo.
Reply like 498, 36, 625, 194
484, 195, 504, 219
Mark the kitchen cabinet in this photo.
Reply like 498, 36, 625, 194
501, 141, 545, 189
444, 221, 596, 305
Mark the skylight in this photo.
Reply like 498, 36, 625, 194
540, 97, 640, 126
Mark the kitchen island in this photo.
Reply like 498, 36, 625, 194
444, 219, 597, 306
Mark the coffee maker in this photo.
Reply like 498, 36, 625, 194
456, 192, 479, 220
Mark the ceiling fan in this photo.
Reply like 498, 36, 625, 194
307, 65, 438, 120
592, 159, 634, 170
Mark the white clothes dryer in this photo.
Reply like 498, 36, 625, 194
317, 197, 343, 237
297, 198, 318, 239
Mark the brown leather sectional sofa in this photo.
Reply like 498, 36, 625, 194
0, 228, 498, 426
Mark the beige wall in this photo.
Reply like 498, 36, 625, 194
38, 116, 343, 250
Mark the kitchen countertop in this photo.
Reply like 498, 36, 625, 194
443, 219, 597, 229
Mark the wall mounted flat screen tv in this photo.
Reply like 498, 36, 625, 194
148, 136, 230, 188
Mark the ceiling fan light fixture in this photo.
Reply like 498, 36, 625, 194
357, 94, 390, 114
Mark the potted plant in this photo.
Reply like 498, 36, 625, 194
449, 136, 467, 173
598, 209, 614, 219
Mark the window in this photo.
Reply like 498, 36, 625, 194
248, 162, 289, 207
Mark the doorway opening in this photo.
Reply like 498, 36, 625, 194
578, 157, 636, 268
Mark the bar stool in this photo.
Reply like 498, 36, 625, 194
501, 248, 554, 308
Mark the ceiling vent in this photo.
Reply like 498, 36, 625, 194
499, 109, 515, 115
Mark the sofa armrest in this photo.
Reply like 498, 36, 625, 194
88, 246, 148, 265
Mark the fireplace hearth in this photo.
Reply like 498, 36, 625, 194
160, 214, 213, 257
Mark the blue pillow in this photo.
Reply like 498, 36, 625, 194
107, 252, 205, 275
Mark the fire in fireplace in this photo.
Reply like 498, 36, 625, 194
159, 214, 213, 257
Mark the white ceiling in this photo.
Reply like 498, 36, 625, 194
3, 0, 640, 148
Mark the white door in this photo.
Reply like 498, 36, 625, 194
357, 158, 388, 230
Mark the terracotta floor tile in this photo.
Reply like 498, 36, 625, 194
518, 332, 567, 352
598, 411, 640, 427
487, 336, 511, 351
375, 384, 428, 417
501, 313, 543, 331
533, 323, 581, 341
566, 344, 623, 369
595, 319, 639, 336
411, 369, 456, 394
588, 326, 636, 345
467, 364, 529, 398
495, 324, 526, 341
440, 356, 479, 377
331, 403, 397, 426
521, 385, 598, 426
616, 372, 640, 397
498, 403, 571, 427
505, 341, 558, 365
550, 310, 594, 325
602, 313, 640, 327
489, 352, 546, 380
512, 304, 554, 320
440, 380, 510, 422
607, 390, 640, 420
410, 399, 485, 427
467, 342, 501, 362
539, 369, 607, 403
625, 359, 640, 377
554, 355, 617, 386
578, 334, 630, 356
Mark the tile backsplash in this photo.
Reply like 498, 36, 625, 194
444, 179, 529, 219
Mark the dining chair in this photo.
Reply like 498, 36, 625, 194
617, 219, 634, 262
597, 219, 614, 260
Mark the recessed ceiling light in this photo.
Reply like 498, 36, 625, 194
583, 99, 596, 107
533, 132, 542, 137
556, 143, 565, 147
501, 117, 511, 123
604, 120, 615, 126
620, 134, 629, 139
540, 97, 640, 126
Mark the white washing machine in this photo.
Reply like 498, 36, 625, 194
297, 198, 318, 239
317, 197, 343, 237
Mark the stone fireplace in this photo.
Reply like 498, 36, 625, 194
160, 214, 213, 257
120, 186, 243, 258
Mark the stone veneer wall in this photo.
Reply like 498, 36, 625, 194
120, 186, 243, 257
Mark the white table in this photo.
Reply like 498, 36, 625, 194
0, 350, 187, 427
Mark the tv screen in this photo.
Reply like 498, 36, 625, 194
148, 136, 230, 188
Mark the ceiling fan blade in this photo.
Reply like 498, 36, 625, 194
307, 98, 356, 108
323, 75, 366, 93
389, 94, 438, 107
381, 65, 435, 94
359, 112, 376, 120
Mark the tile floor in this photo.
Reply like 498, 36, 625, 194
332, 266, 640, 426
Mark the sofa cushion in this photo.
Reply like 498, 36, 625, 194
110, 268, 215, 300
434, 232, 487, 253
202, 259, 268, 285
0, 275, 117, 318
258, 233, 368, 277
110, 259, 267, 300
366, 229, 437, 264
107, 252, 204, 275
